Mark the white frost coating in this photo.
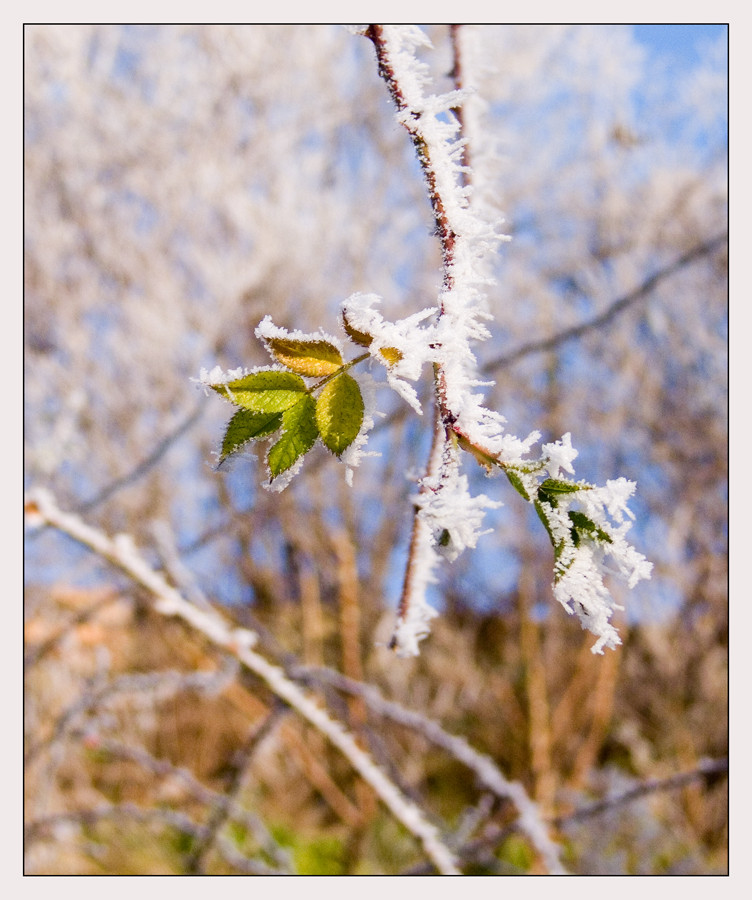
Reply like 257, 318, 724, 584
377, 26, 517, 460
415, 447, 501, 563
195, 365, 248, 387
545, 479, 652, 653
553, 544, 623, 654
194, 363, 300, 392
379, 25, 433, 112
24, 488, 260, 653
262, 451, 307, 494
542, 432, 578, 479
255, 314, 345, 359
597, 477, 638, 521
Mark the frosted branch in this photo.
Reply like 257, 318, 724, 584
365, 25, 510, 652
196, 25, 652, 658
295, 665, 567, 874
24, 488, 461, 875
363, 26, 651, 655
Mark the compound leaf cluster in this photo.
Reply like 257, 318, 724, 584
209, 338, 366, 483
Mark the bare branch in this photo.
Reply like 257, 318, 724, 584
403, 758, 728, 874
482, 233, 728, 374
96, 732, 293, 872
183, 703, 290, 873
552, 757, 728, 829
25, 664, 236, 767
25, 802, 207, 845
75, 401, 205, 514
449, 24, 470, 178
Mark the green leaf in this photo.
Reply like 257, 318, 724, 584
506, 469, 531, 502
538, 477, 583, 508
268, 394, 319, 478
264, 338, 343, 377
315, 372, 364, 456
568, 510, 613, 544
219, 409, 282, 463
539, 478, 583, 495
534, 499, 556, 546
211, 371, 307, 413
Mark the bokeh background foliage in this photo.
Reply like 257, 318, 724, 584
24, 24, 727, 874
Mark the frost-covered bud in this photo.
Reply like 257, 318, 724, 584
341, 293, 437, 414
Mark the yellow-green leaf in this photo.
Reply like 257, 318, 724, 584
211, 371, 307, 413
341, 310, 373, 348
268, 395, 319, 478
265, 338, 343, 377
379, 346, 403, 366
315, 373, 364, 457
219, 409, 282, 463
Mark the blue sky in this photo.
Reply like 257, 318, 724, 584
632, 23, 727, 67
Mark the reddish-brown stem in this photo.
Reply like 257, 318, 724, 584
391, 505, 429, 633
365, 26, 471, 646
391, 413, 445, 631
365, 25, 458, 294
449, 24, 471, 179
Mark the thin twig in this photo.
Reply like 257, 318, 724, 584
365, 25, 459, 278
24, 803, 282, 875
391, 414, 444, 635
25, 401, 205, 544
482, 232, 728, 374
25, 665, 235, 767
25, 802, 207, 845
551, 757, 729, 829
183, 702, 290, 873
364, 25, 468, 654
75, 401, 205, 514
449, 24, 470, 178
403, 822, 517, 875
24, 588, 118, 669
